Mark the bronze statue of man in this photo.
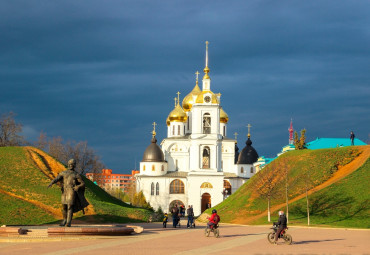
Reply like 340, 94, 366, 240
48, 159, 89, 227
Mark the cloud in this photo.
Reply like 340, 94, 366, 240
1, 0, 369, 172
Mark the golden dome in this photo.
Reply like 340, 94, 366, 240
182, 84, 201, 112
195, 90, 219, 104
220, 107, 229, 123
166, 116, 170, 126
168, 104, 187, 123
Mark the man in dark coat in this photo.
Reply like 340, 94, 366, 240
171, 204, 179, 228
274, 211, 287, 244
186, 205, 194, 228
48, 159, 89, 227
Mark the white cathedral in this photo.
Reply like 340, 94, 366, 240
136, 42, 259, 216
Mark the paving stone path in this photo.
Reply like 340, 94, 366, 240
0, 222, 368, 255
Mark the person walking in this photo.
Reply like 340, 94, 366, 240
163, 213, 168, 228
187, 205, 194, 228
171, 204, 179, 228
350, 131, 355, 146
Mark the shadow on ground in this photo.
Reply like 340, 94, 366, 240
294, 239, 344, 245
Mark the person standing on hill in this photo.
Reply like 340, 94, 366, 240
350, 131, 355, 146
48, 159, 89, 227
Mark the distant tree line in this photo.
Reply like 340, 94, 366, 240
0, 111, 104, 175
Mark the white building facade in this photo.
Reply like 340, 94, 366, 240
136, 43, 259, 216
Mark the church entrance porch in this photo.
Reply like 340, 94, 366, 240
201, 193, 211, 213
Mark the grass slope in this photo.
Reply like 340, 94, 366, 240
0, 146, 151, 225
204, 146, 370, 228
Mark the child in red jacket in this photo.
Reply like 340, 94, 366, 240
207, 209, 220, 229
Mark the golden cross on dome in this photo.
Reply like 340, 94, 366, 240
247, 124, 252, 138
195, 71, 200, 82
234, 132, 238, 140
174, 97, 177, 107
205, 41, 209, 67
152, 122, 157, 136
176, 91, 181, 105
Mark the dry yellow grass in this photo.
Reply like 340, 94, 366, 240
0, 188, 62, 217
23, 146, 96, 216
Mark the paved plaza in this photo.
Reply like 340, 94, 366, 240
0, 222, 369, 255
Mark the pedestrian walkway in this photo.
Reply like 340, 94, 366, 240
0, 223, 368, 255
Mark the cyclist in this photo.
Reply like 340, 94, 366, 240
274, 211, 287, 244
207, 209, 220, 229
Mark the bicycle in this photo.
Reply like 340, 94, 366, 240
267, 224, 292, 245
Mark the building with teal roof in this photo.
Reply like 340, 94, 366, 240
306, 138, 366, 150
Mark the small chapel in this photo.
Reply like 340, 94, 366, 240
135, 42, 259, 216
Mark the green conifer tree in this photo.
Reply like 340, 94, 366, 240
294, 129, 307, 150
299, 129, 307, 149
294, 131, 300, 149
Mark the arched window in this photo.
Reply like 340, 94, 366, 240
203, 113, 211, 134
170, 179, 185, 194
250, 167, 254, 173
223, 180, 232, 195
156, 182, 159, 195
223, 126, 226, 136
151, 182, 154, 195
200, 182, 213, 188
178, 125, 180, 135
241, 167, 244, 173
202, 147, 210, 169
161, 165, 164, 171
172, 126, 175, 135
152, 165, 155, 171
176, 159, 178, 170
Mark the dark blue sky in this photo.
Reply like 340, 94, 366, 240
1, 1, 369, 174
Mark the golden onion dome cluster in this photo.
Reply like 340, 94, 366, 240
182, 84, 201, 112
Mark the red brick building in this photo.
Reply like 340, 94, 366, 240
86, 169, 139, 192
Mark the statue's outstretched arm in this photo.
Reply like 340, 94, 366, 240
48, 175, 62, 188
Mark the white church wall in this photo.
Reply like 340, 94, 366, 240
237, 164, 255, 178
139, 162, 167, 176
162, 141, 190, 172
187, 174, 224, 216
220, 123, 226, 137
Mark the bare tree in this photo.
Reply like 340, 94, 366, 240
47, 136, 68, 163
277, 157, 290, 223
0, 112, 24, 146
35, 131, 48, 150
254, 162, 281, 222
34, 135, 105, 175
69, 141, 104, 175
302, 156, 315, 225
